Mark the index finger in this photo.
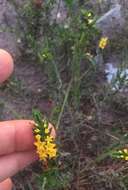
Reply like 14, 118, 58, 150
0, 120, 56, 156
0, 120, 35, 155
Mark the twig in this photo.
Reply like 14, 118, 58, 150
52, 60, 62, 89
56, 80, 72, 129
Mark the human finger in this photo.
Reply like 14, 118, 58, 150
0, 120, 35, 156
0, 120, 56, 156
0, 178, 13, 190
0, 150, 37, 182
0, 49, 14, 83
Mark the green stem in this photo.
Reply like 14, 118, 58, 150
56, 80, 72, 129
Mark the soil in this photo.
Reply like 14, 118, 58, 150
0, 58, 53, 120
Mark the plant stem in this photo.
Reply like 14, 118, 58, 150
56, 80, 72, 129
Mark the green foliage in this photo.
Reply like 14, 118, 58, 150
33, 109, 44, 126
21, 0, 42, 52
112, 67, 128, 91
38, 167, 70, 190
20, 0, 99, 108
64, 0, 74, 7
33, 110, 50, 139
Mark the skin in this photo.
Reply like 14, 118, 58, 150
0, 49, 14, 84
0, 178, 12, 190
0, 50, 55, 190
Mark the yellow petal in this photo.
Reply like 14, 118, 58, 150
34, 128, 40, 133
45, 128, 49, 134
123, 149, 128, 154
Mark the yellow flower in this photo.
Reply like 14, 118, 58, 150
48, 148, 57, 158
99, 37, 108, 49
43, 120, 48, 128
35, 134, 41, 141
116, 148, 128, 161
34, 138, 47, 161
45, 136, 53, 143
46, 142, 57, 158
34, 133, 57, 161
118, 150, 122, 154
88, 19, 93, 24
123, 149, 128, 154
87, 12, 92, 17
45, 128, 49, 134
33, 116, 57, 161
34, 128, 40, 133
37, 146, 48, 161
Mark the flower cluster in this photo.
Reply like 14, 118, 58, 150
99, 37, 108, 49
33, 117, 57, 162
87, 12, 93, 25
112, 148, 128, 161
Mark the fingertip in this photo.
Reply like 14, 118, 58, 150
0, 49, 14, 83
48, 123, 56, 138
0, 120, 56, 155
0, 178, 13, 190
0, 151, 38, 182
0, 120, 35, 155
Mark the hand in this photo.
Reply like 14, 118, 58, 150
0, 120, 55, 183
0, 49, 37, 190
0, 120, 37, 185
0, 50, 55, 190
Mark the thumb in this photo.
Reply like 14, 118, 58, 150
0, 178, 13, 190
0, 49, 14, 84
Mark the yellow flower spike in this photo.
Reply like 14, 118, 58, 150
34, 132, 57, 161
125, 156, 128, 161
99, 37, 108, 49
33, 112, 57, 162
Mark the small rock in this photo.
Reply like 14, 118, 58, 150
105, 63, 118, 83
51, 0, 67, 24
105, 62, 128, 92
96, 4, 125, 38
